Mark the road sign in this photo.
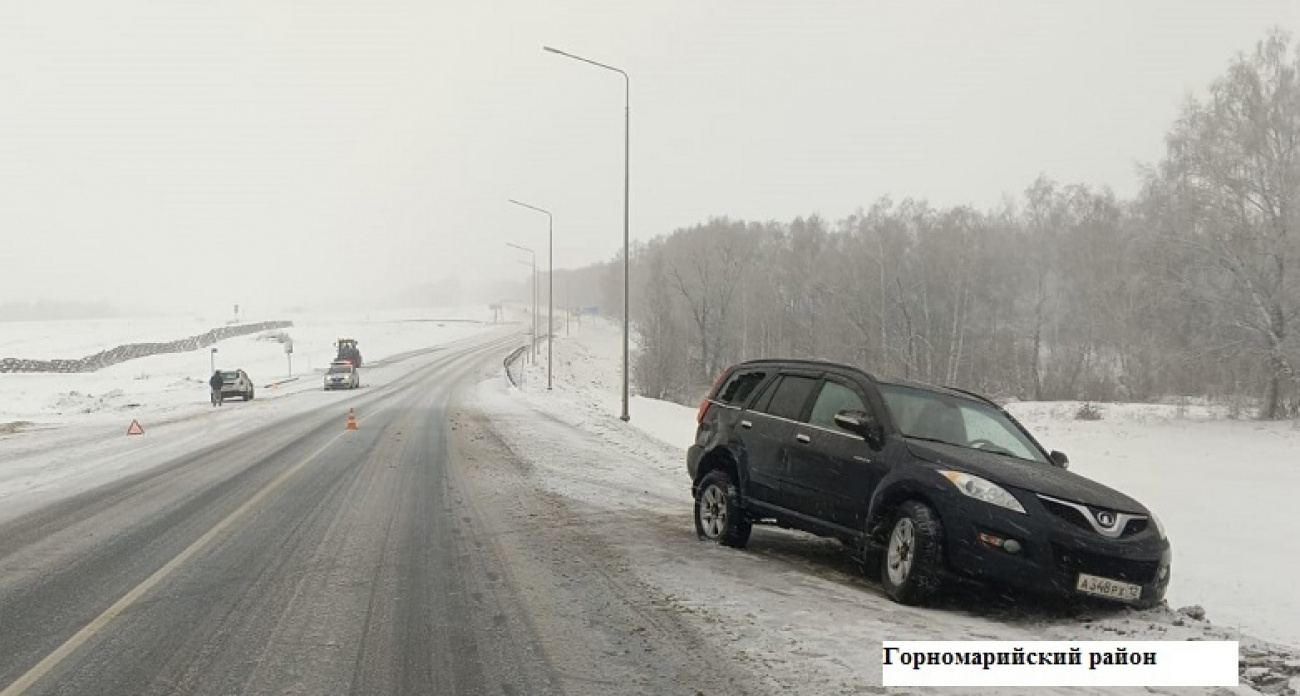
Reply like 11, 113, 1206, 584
126, 420, 145, 435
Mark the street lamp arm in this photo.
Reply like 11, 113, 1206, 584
543, 47, 628, 106
508, 199, 553, 224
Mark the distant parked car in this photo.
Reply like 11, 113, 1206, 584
324, 361, 360, 390
687, 359, 1171, 608
219, 369, 255, 402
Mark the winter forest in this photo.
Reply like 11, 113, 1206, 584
556, 31, 1300, 419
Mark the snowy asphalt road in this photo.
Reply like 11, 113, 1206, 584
0, 334, 753, 696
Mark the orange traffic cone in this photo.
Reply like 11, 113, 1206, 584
346, 408, 358, 430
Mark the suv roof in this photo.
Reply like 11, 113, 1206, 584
731, 359, 997, 407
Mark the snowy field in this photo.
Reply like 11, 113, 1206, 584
0, 307, 496, 426
480, 318, 1300, 694
0, 307, 517, 523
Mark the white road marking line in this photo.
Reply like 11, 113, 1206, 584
0, 430, 350, 696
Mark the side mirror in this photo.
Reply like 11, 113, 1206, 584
834, 409, 884, 450
1050, 450, 1069, 469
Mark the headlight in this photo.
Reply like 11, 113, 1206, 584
938, 471, 1026, 514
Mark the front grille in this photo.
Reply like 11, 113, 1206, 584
1052, 543, 1159, 583
1040, 498, 1093, 532
1038, 495, 1147, 538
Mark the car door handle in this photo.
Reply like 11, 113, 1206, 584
740, 420, 753, 429
795, 433, 811, 444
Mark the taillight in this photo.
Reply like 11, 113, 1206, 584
697, 367, 733, 424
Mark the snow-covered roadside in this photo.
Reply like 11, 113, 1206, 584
476, 319, 1300, 695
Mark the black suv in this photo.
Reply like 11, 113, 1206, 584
687, 359, 1171, 607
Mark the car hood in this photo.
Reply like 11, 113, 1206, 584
905, 440, 1147, 513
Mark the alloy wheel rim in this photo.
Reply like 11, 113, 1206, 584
887, 518, 916, 585
699, 484, 727, 538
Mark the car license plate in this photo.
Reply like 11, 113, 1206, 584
1076, 573, 1142, 602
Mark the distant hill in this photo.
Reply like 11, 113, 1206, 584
0, 301, 118, 321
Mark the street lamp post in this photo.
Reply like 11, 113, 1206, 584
544, 45, 630, 421
508, 199, 554, 391
507, 244, 537, 364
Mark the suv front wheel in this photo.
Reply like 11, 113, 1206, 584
880, 500, 945, 605
694, 470, 752, 548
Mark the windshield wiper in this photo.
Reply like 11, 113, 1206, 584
905, 435, 1023, 460
905, 435, 963, 448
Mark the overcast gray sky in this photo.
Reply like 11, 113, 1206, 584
1, 1, 1296, 315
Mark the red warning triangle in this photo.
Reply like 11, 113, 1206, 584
126, 420, 145, 436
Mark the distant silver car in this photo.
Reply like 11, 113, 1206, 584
324, 361, 360, 390
218, 369, 255, 401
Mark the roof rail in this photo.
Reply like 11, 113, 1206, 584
736, 357, 878, 381
942, 384, 998, 406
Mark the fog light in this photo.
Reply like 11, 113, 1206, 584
977, 532, 1021, 554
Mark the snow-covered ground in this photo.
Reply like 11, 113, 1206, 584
478, 318, 1300, 694
0, 308, 516, 523
0, 307, 494, 426
1007, 402, 1300, 649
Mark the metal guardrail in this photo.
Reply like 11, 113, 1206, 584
503, 345, 528, 387
0, 320, 295, 373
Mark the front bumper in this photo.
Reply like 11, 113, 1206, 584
941, 492, 1171, 605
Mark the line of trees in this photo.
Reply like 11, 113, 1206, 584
557, 30, 1300, 419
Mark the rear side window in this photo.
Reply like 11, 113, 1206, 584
715, 370, 766, 407
759, 375, 819, 420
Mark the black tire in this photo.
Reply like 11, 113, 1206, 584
246, 389, 254, 401
693, 470, 752, 548
880, 500, 945, 605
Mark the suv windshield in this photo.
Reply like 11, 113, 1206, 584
220, 371, 240, 380
878, 384, 1047, 464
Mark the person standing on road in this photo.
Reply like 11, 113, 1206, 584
209, 370, 224, 407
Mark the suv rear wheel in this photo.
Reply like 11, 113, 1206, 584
694, 470, 751, 548
880, 500, 944, 605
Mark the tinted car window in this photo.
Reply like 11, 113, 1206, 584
878, 384, 1047, 463
760, 375, 819, 420
808, 381, 867, 430
750, 376, 779, 413
716, 370, 766, 406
